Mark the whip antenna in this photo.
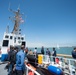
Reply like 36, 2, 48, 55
18, 4, 20, 10
8, 2, 11, 11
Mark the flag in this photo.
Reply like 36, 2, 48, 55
19, 17, 24, 23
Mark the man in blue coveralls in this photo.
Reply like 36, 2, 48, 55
15, 45, 25, 75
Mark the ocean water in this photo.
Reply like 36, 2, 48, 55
28, 47, 74, 55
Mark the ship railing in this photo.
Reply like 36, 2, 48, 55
42, 55, 76, 75
25, 64, 41, 75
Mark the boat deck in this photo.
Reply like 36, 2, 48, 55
0, 55, 76, 75
0, 63, 8, 75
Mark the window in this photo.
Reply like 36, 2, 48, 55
5, 35, 9, 38
2, 40, 9, 47
21, 37, 24, 40
10, 36, 13, 39
18, 37, 20, 40
22, 42, 25, 47
14, 37, 16, 43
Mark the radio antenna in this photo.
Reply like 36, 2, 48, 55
18, 4, 20, 10
8, 2, 11, 11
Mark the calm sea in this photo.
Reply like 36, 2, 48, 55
28, 47, 74, 55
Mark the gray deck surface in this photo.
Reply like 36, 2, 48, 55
0, 63, 8, 75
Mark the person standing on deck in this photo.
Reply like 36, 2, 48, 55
72, 47, 76, 70
15, 45, 25, 75
52, 47, 57, 63
72, 47, 76, 59
34, 47, 37, 54
46, 48, 50, 56
25, 47, 28, 55
28, 49, 33, 55
7, 45, 16, 75
41, 46, 45, 55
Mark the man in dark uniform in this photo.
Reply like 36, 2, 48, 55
52, 47, 57, 63
72, 47, 76, 59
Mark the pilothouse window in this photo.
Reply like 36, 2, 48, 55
14, 37, 16, 43
21, 37, 24, 40
2, 40, 9, 47
5, 35, 9, 38
10, 36, 13, 39
22, 42, 25, 47
18, 37, 20, 40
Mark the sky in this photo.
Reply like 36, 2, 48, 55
0, 0, 76, 47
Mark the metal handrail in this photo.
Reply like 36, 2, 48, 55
42, 55, 76, 75
25, 55, 76, 75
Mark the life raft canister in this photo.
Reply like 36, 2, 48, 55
48, 65, 63, 75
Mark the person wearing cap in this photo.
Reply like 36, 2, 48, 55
15, 45, 25, 75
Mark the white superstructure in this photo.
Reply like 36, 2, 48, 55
0, 8, 26, 60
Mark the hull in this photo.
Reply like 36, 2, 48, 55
1, 54, 8, 61
0, 32, 26, 61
